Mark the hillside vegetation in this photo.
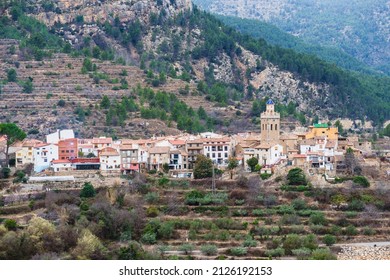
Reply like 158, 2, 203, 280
194, 0, 390, 75
0, 0, 389, 134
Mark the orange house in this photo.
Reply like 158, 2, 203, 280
58, 138, 78, 160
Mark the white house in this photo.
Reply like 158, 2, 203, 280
51, 159, 72, 172
203, 137, 232, 167
255, 143, 285, 166
33, 143, 59, 173
99, 147, 121, 172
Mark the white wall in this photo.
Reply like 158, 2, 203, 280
34, 144, 59, 173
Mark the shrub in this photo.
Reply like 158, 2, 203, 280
310, 248, 337, 260
201, 244, 218, 256
275, 205, 295, 215
345, 225, 358, 236
3, 219, 18, 230
230, 247, 247, 256
185, 190, 205, 205
323, 234, 337, 246
158, 177, 170, 186
80, 182, 96, 198
1, 167, 11, 179
260, 173, 272, 180
265, 247, 285, 258
280, 214, 301, 225
309, 212, 327, 225
310, 225, 328, 235
179, 243, 194, 255
242, 236, 257, 247
292, 199, 307, 210
57, 99, 66, 107
232, 209, 248, 216
353, 176, 370, 188
348, 200, 365, 211
252, 209, 265, 216
287, 168, 307, 185
145, 192, 159, 204
234, 199, 245, 205
141, 232, 156, 244
292, 248, 311, 260
362, 227, 376, 236
263, 195, 278, 207
283, 234, 302, 255
158, 222, 175, 239
345, 211, 358, 218
146, 206, 159, 217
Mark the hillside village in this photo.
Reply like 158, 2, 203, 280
0, 0, 390, 261
1, 100, 387, 182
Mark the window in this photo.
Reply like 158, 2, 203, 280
44, 159, 48, 162
270, 124, 273, 130
207, 153, 210, 158
224, 153, 228, 158
218, 153, 221, 158
212, 153, 215, 158
275, 124, 278, 130
224, 146, 228, 151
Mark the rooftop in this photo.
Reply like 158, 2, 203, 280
313, 123, 329, 128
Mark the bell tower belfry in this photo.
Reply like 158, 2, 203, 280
260, 99, 280, 144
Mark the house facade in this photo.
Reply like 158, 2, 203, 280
33, 143, 59, 173
58, 138, 78, 160
15, 139, 44, 168
99, 147, 121, 173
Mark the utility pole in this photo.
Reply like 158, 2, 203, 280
212, 161, 216, 194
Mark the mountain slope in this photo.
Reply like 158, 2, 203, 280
0, 0, 389, 138
215, 15, 380, 76
194, 0, 390, 75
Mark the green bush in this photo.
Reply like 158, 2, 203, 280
230, 246, 248, 256
252, 209, 265, 216
292, 248, 311, 260
323, 234, 337, 246
145, 192, 159, 204
265, 247, 285, 258
280, 214, 301, 225
275, 205, 295, 215
1, 167, 11, 179
348, 200, 365, 211
232, 209, 248, 216
280, 185, 311, 192
185, 190, 205, 205
292, 199, 307, 210
146, 206, 159, 217
260, 173, 272, 180
352, 176, 370, 187
242, 236, 257, 247
309, 212, 327, 225
179, 243, 194, 255
287, 168, 307, 185
283, 234, 302, 255
158, 177, 170, 186
310, 248, 337, 260
157, 222, 174, 239
80, 182, 96, 198
345, 225, 358, 236
201, 244, 218, 256
3, 219, 17, 230
345, 211, 358, 218
141, 232, 156, 244
362, 227, 376, 236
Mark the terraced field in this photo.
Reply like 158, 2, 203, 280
1, 173, 389, 260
